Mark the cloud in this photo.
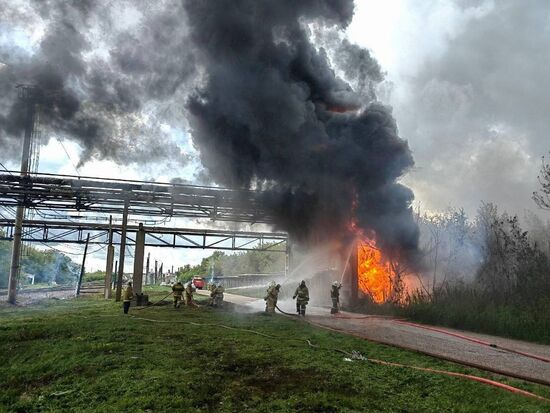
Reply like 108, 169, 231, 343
390, 0, 550, 214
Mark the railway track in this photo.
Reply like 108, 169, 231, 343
0, 282, 104, 297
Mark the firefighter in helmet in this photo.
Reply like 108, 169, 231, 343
293, 280, 309, 316
214, 284, 225, 307
207, 283, 217, 306
331, 281, 342, 314
264, 281, 281, 314
172, 281, 184, 308
184, 282, 196, 307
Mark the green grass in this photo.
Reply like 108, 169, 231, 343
0, 290, 549, 412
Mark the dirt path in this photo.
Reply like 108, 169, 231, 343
199, 290, 550, 386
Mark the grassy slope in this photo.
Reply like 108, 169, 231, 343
0, 290, 548, 413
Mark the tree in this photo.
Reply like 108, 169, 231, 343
533, 153, 550, 210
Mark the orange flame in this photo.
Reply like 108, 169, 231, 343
357, 239, 392, 303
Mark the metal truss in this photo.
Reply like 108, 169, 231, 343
0, 219, 287, 252
0, 171, 274, 224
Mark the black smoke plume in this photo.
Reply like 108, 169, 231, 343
184, 0, 419, 255
1, 0, 419, 257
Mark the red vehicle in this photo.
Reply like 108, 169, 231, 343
191, 276, 205, 290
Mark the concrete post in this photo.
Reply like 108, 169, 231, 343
104, 215, 114, 299
113, 260, 118, 289
132, 223, 145, 294
115, 197, 130, 302
104, 246, 114, 299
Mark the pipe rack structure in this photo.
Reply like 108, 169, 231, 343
0, 171, 275, 223
0, 171, 289, 302
0, 219, 287, 252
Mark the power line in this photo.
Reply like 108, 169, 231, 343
0, 161, 13, 175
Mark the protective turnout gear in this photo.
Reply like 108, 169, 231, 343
264, 283, 281, 314
122, 283, 134, 314
184, 283, 196, 307
208, 283, 216, 306
214, 285, 225, 307
293, 281, 309, 316
172, 282, 184, 308
209, 284, 225, 307
331, 281, 342, 314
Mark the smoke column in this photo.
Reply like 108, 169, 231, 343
184, 0, 419, 256
1, 0, 419, 257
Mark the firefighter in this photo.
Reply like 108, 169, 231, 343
331, 281, 342, 314
293, 280, 309, 316
208, 283, 217, 306
264, 282, 281, 314
122, 281, 134, 314
172, 281, 184, 308
214, 284, 225, 307
184, 282, 196, 307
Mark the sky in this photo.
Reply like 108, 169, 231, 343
1, 0, 549, 272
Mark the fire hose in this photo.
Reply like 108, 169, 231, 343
314, 311, 550, 363
127, 313, 549, 403
135, 291, 174, 310
275, 304, 298, 316
392, 320, 550, 363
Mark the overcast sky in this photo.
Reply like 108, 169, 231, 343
1, 0, 549, 271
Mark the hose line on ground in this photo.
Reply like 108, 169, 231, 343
127, 313, 548, 403
393, 320, 550, 363
135, 292, 174, 310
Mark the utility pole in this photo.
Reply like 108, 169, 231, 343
145, 252, 150, 285
115, 196, 130, 301
76, 233, 90, 296
8, 85, 38, 304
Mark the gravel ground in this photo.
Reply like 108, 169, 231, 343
0, 284, 102, 306
203, 290, 550, 386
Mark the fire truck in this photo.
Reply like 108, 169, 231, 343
191, 276, 205, 290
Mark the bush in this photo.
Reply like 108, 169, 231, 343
396, 286, 550, 344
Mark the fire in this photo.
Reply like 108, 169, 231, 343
357, 239, 392, 304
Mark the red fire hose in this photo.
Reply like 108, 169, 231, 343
329, 312, 550, 363
393, 320, 550, 363
366, 358, 550, 403
305, 319, 549, 401
130, 313, 549, 403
